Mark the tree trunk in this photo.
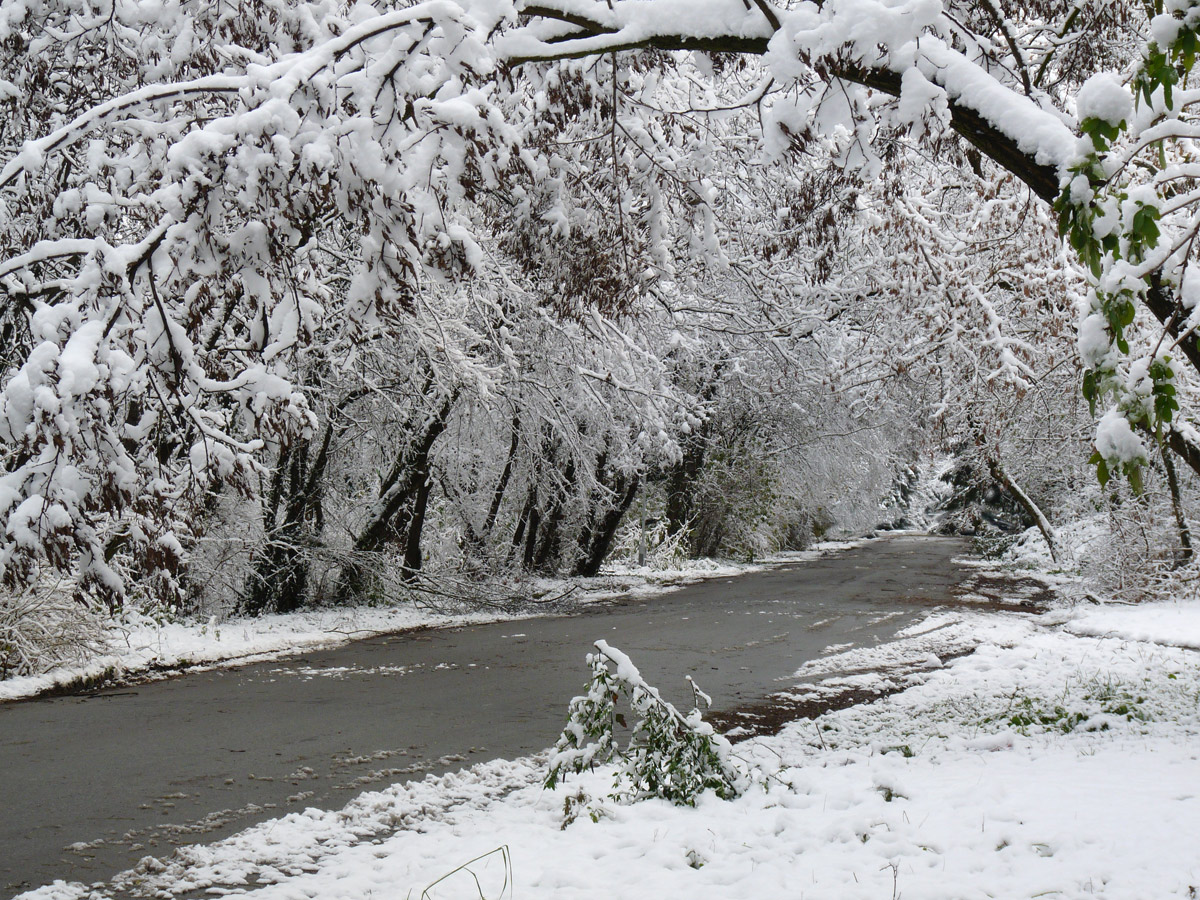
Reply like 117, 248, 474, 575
336, 391, 456, 602
243, 385, 374, 614
531, 455, 576, 573
401, 469, 435, 580
573, 471, 640, 576
243, 443, 306, 616
1160, 437, 1194, 566
664, 428, 709, 546
464, 414, 521, 565
989, 459, 1063, 565
244, 433, 322, 615
522, 504, 541, 569
510, 488, 535, 563
484, 415, 521, 540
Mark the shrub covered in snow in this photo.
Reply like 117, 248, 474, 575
0, 587, 109, 679
546, 640, 745, 807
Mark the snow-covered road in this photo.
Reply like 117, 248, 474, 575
2, 535, 977, 893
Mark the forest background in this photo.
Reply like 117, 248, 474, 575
2, 0, 1199, 677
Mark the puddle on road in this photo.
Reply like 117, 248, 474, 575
712, 633, 791, 652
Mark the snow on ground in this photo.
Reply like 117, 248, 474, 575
0, 542, 861, 702
1068, 596, 1200, 649
21, 596, 1200, 900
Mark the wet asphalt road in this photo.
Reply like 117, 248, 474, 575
0, 534, 970, 894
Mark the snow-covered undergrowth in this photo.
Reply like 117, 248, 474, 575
995, 516, 1111, 572
23, 609, 1200, 900
995, 513, 1200, 655
0, 589, 110, 681
995, 502, 1196, 598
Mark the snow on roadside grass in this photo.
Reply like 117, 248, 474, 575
25, 608, 1200, 900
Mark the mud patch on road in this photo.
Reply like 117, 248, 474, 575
711, 649, 977, 743
957, 571, 1057, 608
948, 568, 1058, 612
712, 686, 902, 743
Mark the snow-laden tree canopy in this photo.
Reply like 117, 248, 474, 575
0, 0, 1196, 607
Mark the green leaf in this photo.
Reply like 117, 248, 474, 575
1068, 223, 1087, 253
1057, 208, 1072, 236
1156, 396, 1178, 422
1128, 464, 1145, 495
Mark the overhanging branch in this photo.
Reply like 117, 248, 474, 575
509, 11, 1060, 203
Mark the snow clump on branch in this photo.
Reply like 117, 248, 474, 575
1075, 73, 1133, 128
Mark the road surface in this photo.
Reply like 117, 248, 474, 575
1, 535, 971, 894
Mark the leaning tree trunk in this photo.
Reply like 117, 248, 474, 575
572, 470, 641, 577
989, 458, 1064, 565
335, 391, 456, 602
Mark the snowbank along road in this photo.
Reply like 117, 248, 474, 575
2, 535, 975, 893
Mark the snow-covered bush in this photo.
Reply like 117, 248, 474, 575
0, 587, 109, 679
996, 467, 1199, 601
607, 516, 689, 569
546, 640, 745, 807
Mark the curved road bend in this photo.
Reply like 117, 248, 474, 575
1, 534, 970, 894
